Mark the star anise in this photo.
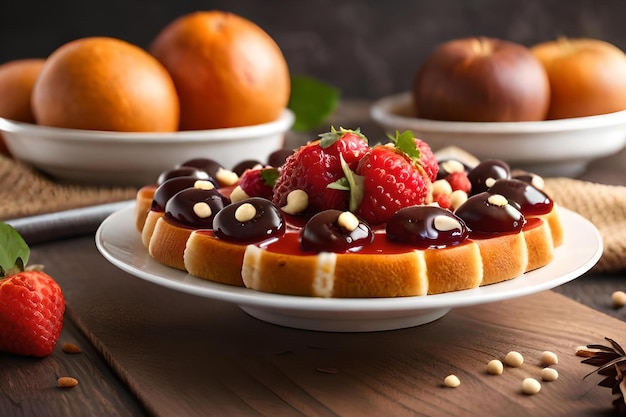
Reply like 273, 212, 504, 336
578, 337, 626, 414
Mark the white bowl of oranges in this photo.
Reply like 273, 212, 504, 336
372, 37, 626, 177
0, 11, 294, 187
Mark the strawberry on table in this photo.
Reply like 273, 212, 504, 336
272, 127, 369, 215
0, 223, 65, 357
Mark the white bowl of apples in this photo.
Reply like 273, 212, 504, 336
372, 37, 626, 178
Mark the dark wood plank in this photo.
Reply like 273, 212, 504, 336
0, 306, 146, 417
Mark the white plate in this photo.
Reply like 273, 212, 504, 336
0, 110, 294, 187
371, 92, 626, 177
96, 205, 602, 332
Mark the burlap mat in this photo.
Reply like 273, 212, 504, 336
544, 178, 626, 273
0, 155, 137, 220
0, 155, 622, 272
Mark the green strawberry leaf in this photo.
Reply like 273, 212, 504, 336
326, 154, 364, 213
0, 222, 30, 276
288, 75, 340, 132
260, 168, 280, 187
389, 130, 421, 159
319, 126, 367, 149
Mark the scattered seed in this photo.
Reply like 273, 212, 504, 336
540, 351, 558, 366
612, 291, 626, 308
444, 374, 461, 388
504, 351, 524, 367
57, 377, 78, 388
541, 367, 559, 382
521, 378, 541, 395
486, 359, 504, 375
62, 343, 82, 354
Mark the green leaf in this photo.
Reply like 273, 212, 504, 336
288, 75, 340, 132
391, 130, 421, 159
260, 168, 280, 187
318, 126, 366, 149
0, 223, 29, 276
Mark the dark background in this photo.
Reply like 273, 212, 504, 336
1, 0, 625, 99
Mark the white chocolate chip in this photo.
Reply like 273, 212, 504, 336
281, 189, 309, 215
432, 179, 453, 196
531, 175, 545, 190
193, 180, 215, 190
540, 351, 558, 366
485, 177, 497, 188
449, 190, 468, 211
193, 202, 212, 218
337, 211, 360, 232
521, 378, 541, 395
541, 368, 559, 382
215, 168, 239, 186
486, 359, 503, 375
235, 203, 257, 222
229, 185, 250, 203
612, 290, 626, 308
433, 215, 462, 233
444, 374, 460, 388
504, 351, 524, 367
487, 194, 508, 207
441, 160, 465, 174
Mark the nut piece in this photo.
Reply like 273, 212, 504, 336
612, 290, 626, 308
504, 351, 524, 367
441, 160, 465, 174
215, 168, 239, 186
541, 367, 559, 382
434, 215, 463, 233
229, 185, 250, 203
192, 202, 213, 218
235, 203, 257, 222
521, 377, 541, 395
281, 189, 309, 215
486, 359, 504, 375
193, 179, 215, 190
57, 377, 79, 388
62, 343, 81, 354
449, 190, 468, 210
433, 179, 453, 196
540, 351, 558, 366
487, 194, 508, 207
444, 374, 461, 388
337, 211, 360, 232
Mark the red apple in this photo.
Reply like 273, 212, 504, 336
413, 37, 550, 122
531, 37, 626, 119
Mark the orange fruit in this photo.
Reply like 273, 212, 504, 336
32, 36, 179, 132
150, 11, 290, 130
0, 58, 45, 156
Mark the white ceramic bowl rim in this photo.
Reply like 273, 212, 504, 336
371, 92, 626, 134
0, 109, 295, 143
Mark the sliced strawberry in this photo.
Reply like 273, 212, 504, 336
272, 127, 369, 214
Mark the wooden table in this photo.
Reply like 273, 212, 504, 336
2, 101, 626, 417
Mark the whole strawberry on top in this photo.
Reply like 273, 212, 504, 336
345, 131, 437, 225
0, 223, 65, 357
272, 127, 369, 214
